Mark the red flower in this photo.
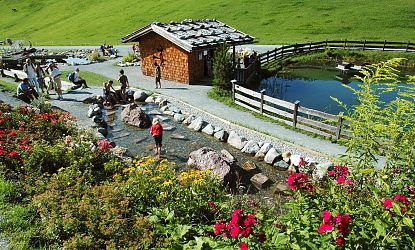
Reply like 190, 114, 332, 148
328, 171, 335, 176
0, 149, 7, 155
240, 242, 248, 250
346, 179, 353, 185
9, 151, 18, 158
8, 131, 17, 137
336, 236, 345, 246
258, 232, 266, 243
394, 194, 410, 206
337, 176, 346, 184
287, 172, 313, 192
240, 227, 252, 237
383, 199, 393, 209
230, 226, 241, 238
319, 223, 334, 234
322, 210, 332, 223
402, 207, 407, 214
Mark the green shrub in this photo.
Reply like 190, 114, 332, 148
212, 43, 234, 90
88, 49, 103, 61
122, 52, 137, 63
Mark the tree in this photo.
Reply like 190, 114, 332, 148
212, 43, 234, 90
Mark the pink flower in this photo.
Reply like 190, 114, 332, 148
336, 236, 345, 246
258, 232, 266, 243
346, 179, 353, 185
328, 171, 335, 176
383, 199, 393, 209
240, 227, 252, 237
402, 207, 407, 214
319, 223, 334, 234
240, 242, 248, 250
9, 151, 18, 158
230, 226, 240, 238
394, 194, 410, 205
322, 210, 332, 223
337, 176, 346, 184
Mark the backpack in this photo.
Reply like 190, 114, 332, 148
67, 72, 75, 82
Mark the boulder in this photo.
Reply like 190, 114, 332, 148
154, 96, 163, 104
227, 131, 248, 150
110, 146, 134, 165
271, 182, 290, 194
241, 140, 260, 154
242, 161, 257, 171
188, 117, 206, 132
87, 104, 101, 118
213, 130, 229, 142
145, 96, 155, 103
169, 106, 181, 114
274, 160, 290, 171
250, 173, 271, 189
83, 95, 104, 105
159, 100, 168, 108
120, 103, 151, 128
254, 143, 273, 159
201, 123, 215, 135
183, 115, 196, 125
264, 147, 280, 165
163, 111, 175, 116
160, 105, 169, 112
187, 147, 236, 183
133, 91, 148, 102
220, 149, 236, 164
173, 113, 186, 122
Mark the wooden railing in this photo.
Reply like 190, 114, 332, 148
232, 82, 351, 139
235, 59, 259, 85
258, 40, 415, 66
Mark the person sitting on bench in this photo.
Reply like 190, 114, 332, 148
70, 68, 89, 90
17, 78, 39, 103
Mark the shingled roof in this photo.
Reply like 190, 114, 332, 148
122, 19, 254, 52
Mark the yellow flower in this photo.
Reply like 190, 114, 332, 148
162, 180, 173, 187
151, 176, 161, 182
159, 192, 167, 199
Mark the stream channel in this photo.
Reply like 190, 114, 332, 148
104, 103, 287, 198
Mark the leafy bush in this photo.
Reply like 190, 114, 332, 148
213, 43, 234, 90
122, 52, 138, 63
88, 49, 103, 61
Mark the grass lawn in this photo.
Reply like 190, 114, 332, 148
61, 70, 115, 87
0, 0, 414, 45
0, 79, 17, 93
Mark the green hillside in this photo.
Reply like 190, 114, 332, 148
0, 0, 414, 45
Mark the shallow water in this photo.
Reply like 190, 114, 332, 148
257, 65, 412, 114
104, 103, 287, 195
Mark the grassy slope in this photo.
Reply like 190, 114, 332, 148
0, 0, 414, 45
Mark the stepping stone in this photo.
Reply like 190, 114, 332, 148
148, 110, 162, 115
162, 124, 175, 131
113, 132, 130, 140
112, 128, 122, 133
170, 133, 187, 140
135, 137, 147, 143
106, 110, 116, 116
155, 115, 169, 121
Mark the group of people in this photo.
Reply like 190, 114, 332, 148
100, 44, 117, 56
19, 59, 64, 102
102, 69, 130, 108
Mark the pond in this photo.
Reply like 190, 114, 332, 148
257, 65, 412, 115
103, 103, 287, 197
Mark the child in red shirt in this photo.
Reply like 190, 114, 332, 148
150, 118, 163, 158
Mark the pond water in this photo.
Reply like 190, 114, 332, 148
257, 65, 412, 115
103, 103, 287, 196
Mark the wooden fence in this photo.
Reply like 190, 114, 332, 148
232, 82, 351, 139
258, 40, 415, 67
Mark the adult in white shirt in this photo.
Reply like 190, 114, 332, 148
23, 58, 39, 93
49, 63, 63, 100
71, 68, 89, 90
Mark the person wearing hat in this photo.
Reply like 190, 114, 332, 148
150, 118, 163, 158
17, 78, 38, 103
23, 58, 39, 93
48, 63, 63, 100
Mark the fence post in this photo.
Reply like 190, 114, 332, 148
281, 46, 284, 56
343, 39, 347, 49
231, 79, 237, 102
260, 89, 266, 114
274, 48, 278, 60
363, 40, 366, 50
266, 50, 269, 63
293, 100, 300, 128
383, 40, 386, 51
335, 112, 344, 139
309, 42, 312, 51
406, 41, 410, 52
294, 43, 297, 54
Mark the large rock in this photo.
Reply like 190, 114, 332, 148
145, 96, 155, 103
169, 105, 181, 114
255, 143, 273, 159
187, 147, 236, 183
173, 113, 186, 122
250, 173, 271, 189
214, 130, 229, 142
220, 149, 236, 164
83, 95, 104, 105
110, 146, 134, 165
188, 117, 206, 131
241, 140, 260, 154
154, 96, 163, 104
120, 103, 151, 128
227, 131, 248, 150
264, 147, 280, 165
87, 104, 101, 118
274, 160, 290, 171
183, 115, 196, 125
133, 91, 148, 102
242, 161, 257, 171
201, 124, 215, 135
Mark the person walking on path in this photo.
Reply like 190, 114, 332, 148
35, 62, 46, 94
17, 78, 38, 103
49, 63, 63, 100
150, 118, 163, 158
70, 68, 89, 90
118, 69, 129, 102
23, 59, 39, 93
154, 62, 161, 89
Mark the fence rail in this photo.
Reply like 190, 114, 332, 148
258, 40, 415, 66
232, 83, 351, 139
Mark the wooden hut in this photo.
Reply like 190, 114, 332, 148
122, 19, 254, 84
